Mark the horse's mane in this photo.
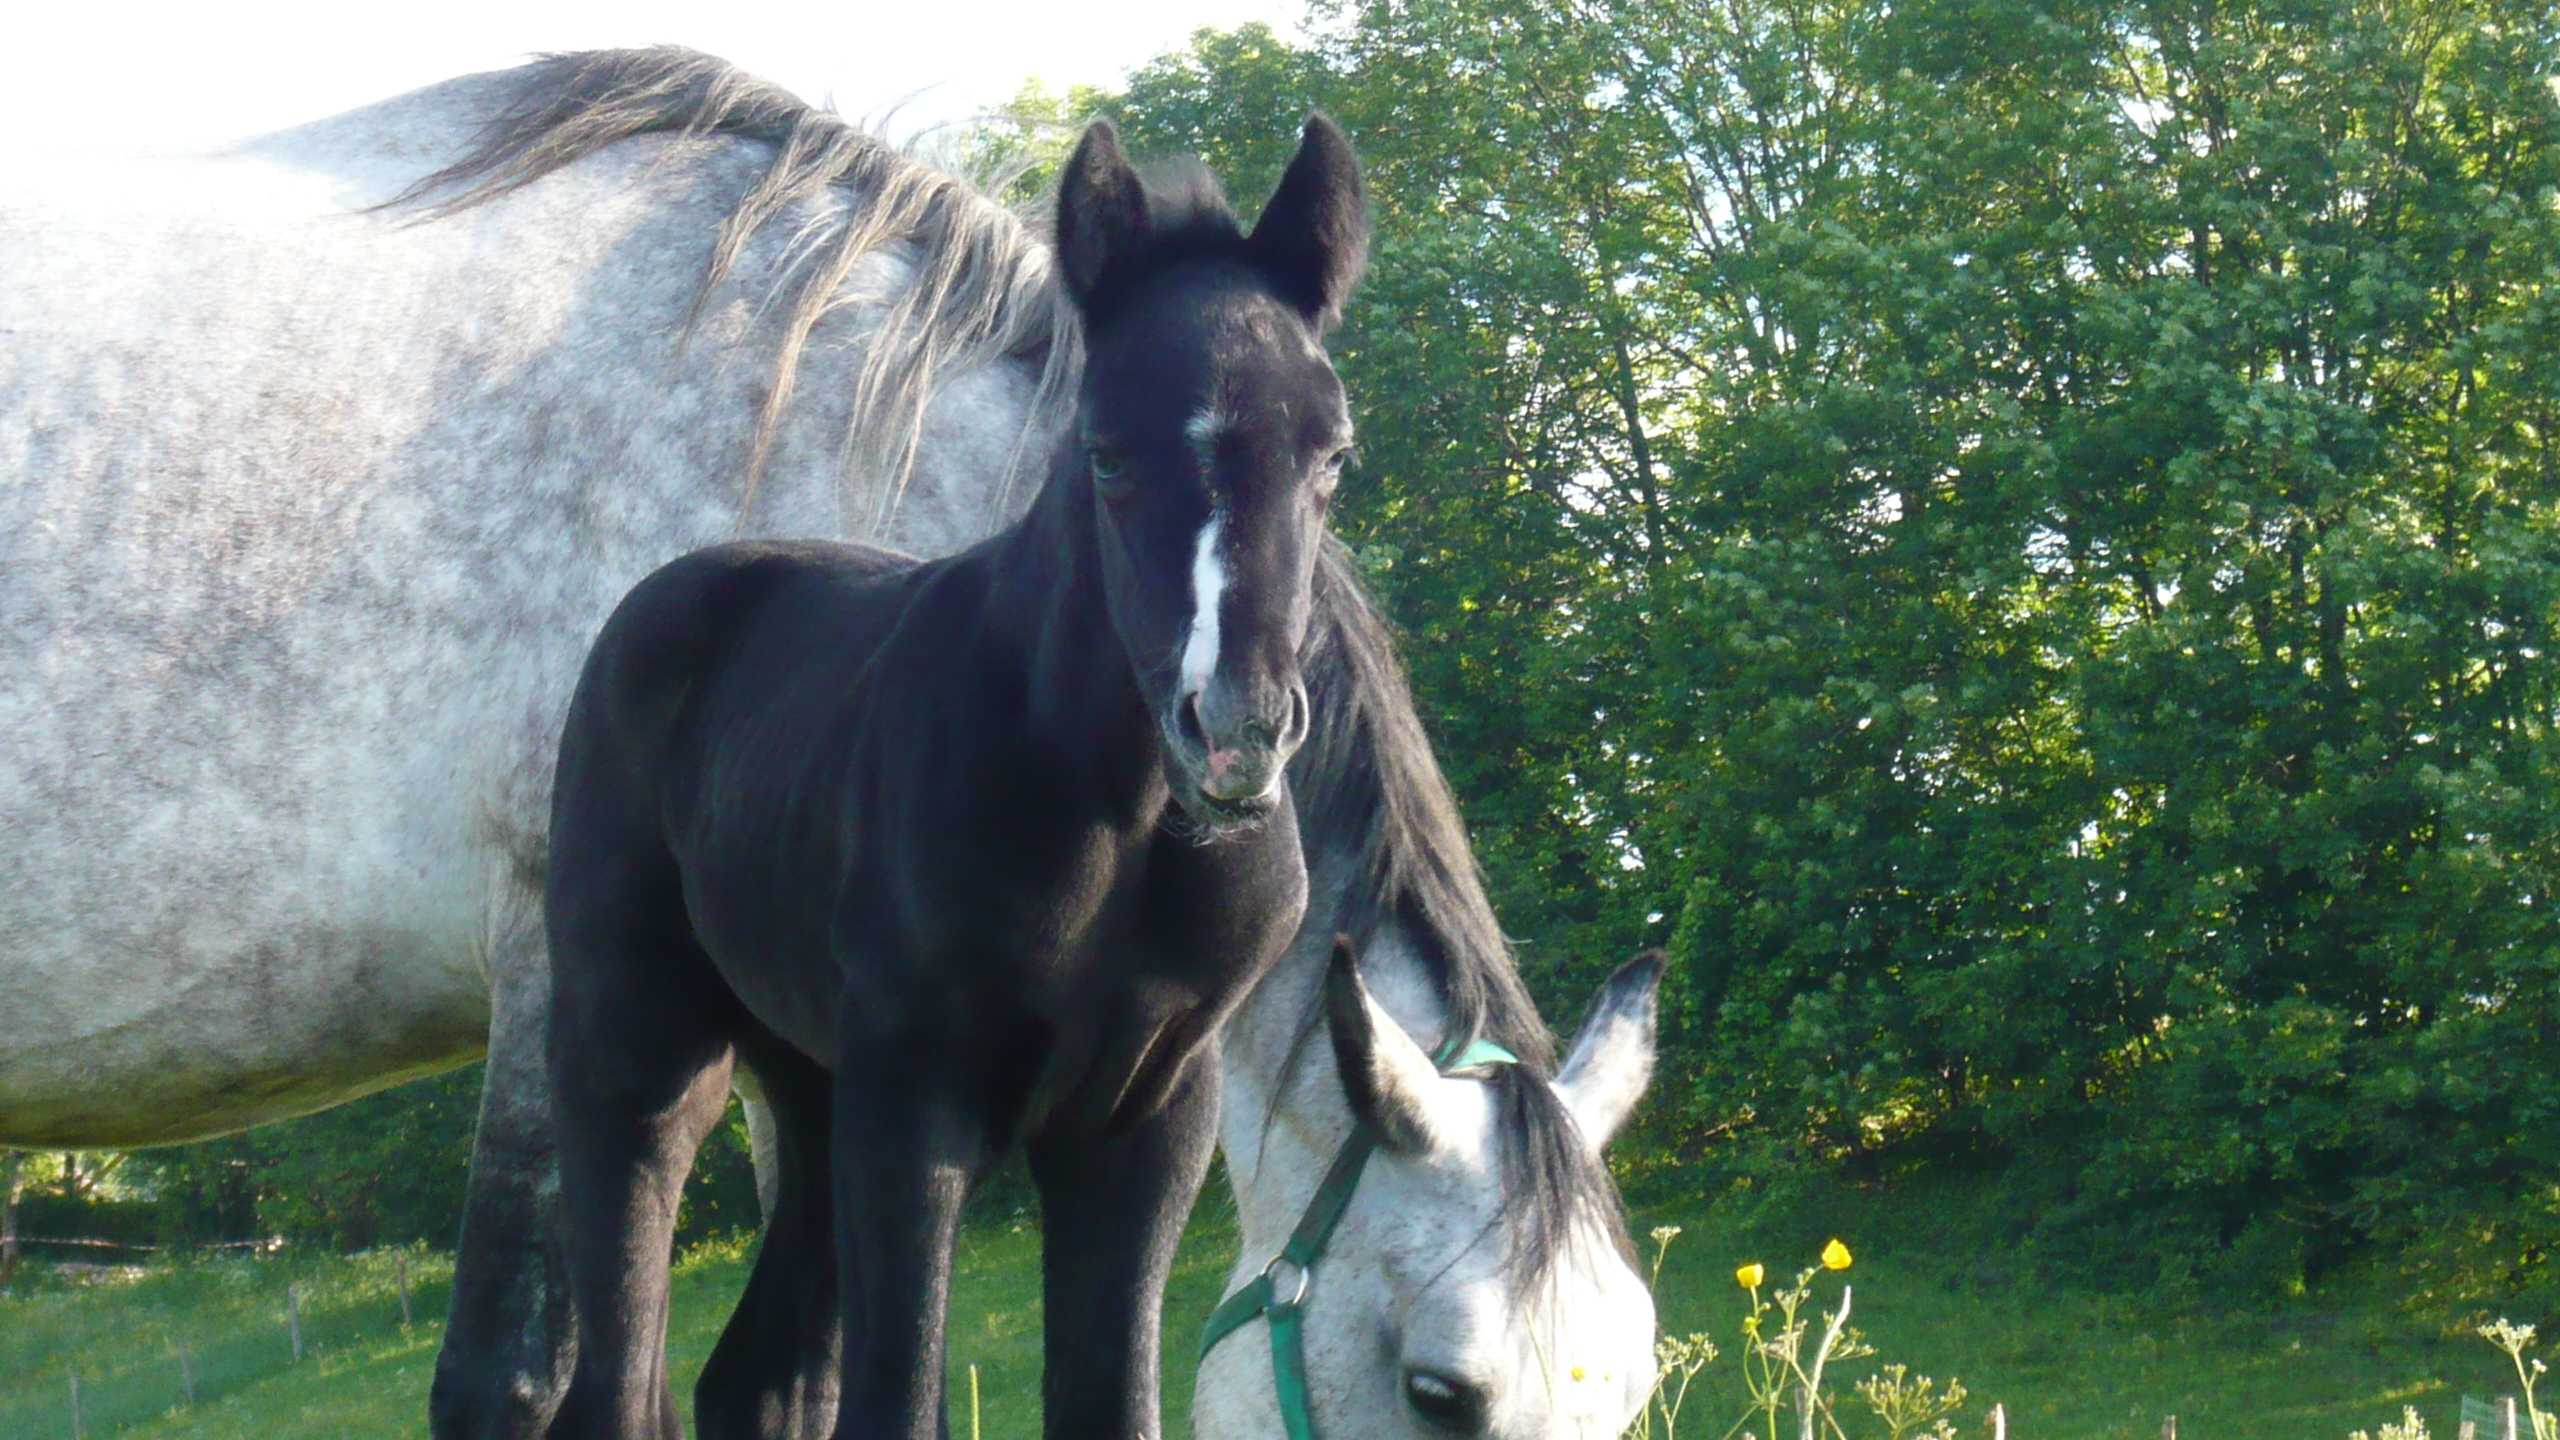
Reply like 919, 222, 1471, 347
1298, 545, 1634, 1280
1298, 546, 1549, 1067
394, 46, 1077, 530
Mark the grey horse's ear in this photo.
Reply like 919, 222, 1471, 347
1247, 114, 1369, 330
1056, 120, 1149, 310
1325, 935, 1448, 1153
1555, 951, 1665, 1153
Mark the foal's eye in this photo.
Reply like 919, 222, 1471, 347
1090, 445, 1135, 502
1312, 447, 1354, 505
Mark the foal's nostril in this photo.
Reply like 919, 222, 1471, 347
1284, 682, 1311, 750
1403, 1367, 1490, 1436
1176, 690, 1209, 752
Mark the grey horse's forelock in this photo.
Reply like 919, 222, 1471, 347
1292, 544, 1631, 1293
390, 46, 1079, 532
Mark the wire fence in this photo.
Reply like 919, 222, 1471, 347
0, 1247, 446, 1439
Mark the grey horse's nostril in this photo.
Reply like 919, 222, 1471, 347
1404, 1367, 1490, 1436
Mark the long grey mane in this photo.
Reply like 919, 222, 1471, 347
1299, 546, 1633, 1280
395, 46, 1078, 529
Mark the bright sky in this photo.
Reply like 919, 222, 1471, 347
7, 0, 1307, 155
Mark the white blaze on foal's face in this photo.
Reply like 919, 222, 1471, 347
1181, 510, 1227, 697
1179, 404, 1230, 697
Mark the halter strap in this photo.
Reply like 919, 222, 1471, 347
1437, 1036, 1524, 1073
1198, 1032, 1520, 1440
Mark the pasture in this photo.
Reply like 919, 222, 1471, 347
0, 1199, 2526, 1440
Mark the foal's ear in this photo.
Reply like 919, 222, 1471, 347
1325, 935, 1449, 1153
1056, 120, 1150, 310
1247, 114, 1370, 330
1555, 951, 1665, 1154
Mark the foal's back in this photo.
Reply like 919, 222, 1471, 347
550, 540, 920, 1047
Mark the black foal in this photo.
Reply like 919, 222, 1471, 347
542, 116, 1369, 1440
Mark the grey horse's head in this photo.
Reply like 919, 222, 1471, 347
1198, 950, 1666, 1440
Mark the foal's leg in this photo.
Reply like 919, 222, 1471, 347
695, 1040, 842, 1440
547, 857, 740, 1440
1030, 1051, 1221, 1440
831, 1036, 991, 1440
433, 925, 578, 1440
550, 1030, 733, 1438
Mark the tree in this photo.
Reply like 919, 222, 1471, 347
1107, 0, 2560, 1298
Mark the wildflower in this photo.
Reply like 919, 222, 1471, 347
1822, 1238, 1853, 1271
1736, 1262, 1765, 1289
1651, 1224, 1684, 1247
1572, 1366, 1587, 1381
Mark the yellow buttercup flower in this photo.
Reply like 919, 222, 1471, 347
1736, 1262, 1766, 1288
1821, 1238, 1853, 1271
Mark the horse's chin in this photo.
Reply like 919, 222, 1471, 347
1166, 778, 1281, 840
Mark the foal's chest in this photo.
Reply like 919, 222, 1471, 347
824, 806, 1301, 1136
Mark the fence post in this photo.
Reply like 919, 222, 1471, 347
288, 1281, 304, 1361
179, 1338, 196, 1407
397, 1250, 413, 1328
67, 1365, 82, 1440
2508, 1397, 2522, 1440
2163, 1418, 2177, 1440
1993, 1404, 2007, 1440
1, 1148, 21, 1281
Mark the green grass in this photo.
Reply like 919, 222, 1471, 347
0, 1209, 1242, 1440
0, 1197, 2533, 1440
1631, 1198, 2522, 1440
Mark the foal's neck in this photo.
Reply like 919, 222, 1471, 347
976, 446, 1157, 789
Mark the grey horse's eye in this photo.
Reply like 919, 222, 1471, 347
1404, 1367, 1490, 1436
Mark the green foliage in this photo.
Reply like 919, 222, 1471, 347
673, 1099, 764, 1248
107, 1068, 486, 1251
19, 1069, 758, 1255
1101, 0, 2560, 1303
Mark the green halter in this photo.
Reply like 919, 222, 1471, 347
1197, 1034, 1520, 1440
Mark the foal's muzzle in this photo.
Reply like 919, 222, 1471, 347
1166, 676, 1310, 824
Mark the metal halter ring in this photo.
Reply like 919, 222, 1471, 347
1261, 1254, 1312, 1309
